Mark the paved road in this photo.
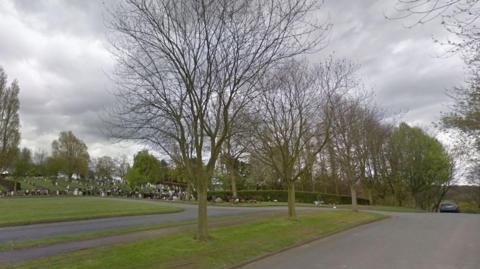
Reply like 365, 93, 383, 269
0, 200, 295, 243
0, 211, 287, 265
241, 212, 480, 269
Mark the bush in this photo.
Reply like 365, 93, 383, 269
0, 179, 21, 192
208, 190, 369, 205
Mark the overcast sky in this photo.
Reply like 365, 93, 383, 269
0, 0, 465, 161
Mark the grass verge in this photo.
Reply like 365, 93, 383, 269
170, 200, 325, 208
0, 221, 192, 252
0, 213, 279, 252
458, 202, 480, 214
0, 197, 182, 227
336, 205, 425, 213
171, 200, 424, 212
3, 211, 386, 269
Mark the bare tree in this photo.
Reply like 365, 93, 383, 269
0, 67, 20, 172
95, 156, 117, 181
107, 0, 330, 240
330, 93, 379, 211
52, 131, 90, 179
115, 155, 130, 182
466, 162, 480, 208
360, 109, 392, 205
220, 111, 251, 199
249, 58, 354, 219
390, 1, 480, 62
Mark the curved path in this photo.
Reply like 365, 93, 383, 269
0, 200, 296, 243
241, 212, 480, 269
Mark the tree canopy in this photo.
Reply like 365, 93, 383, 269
126, 150, 168, 187
51, 131, 90, 179
389, 123, 453, 209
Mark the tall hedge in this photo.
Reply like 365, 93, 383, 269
208, 190, 369, 205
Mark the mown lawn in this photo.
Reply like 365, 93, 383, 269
0, 197, 182, 226
4, 211, 386, 269
336, 205, 425, 212
167, 200, 322, 209
172, 200, 425, 212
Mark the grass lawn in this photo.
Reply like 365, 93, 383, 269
458, 202, 480, 214
0, 197, 182, 226
336, 205, 425, 213
172, 200, 424, 212
4, 211, 385, 269
0, 221, 193, 252
171, 200, 319, 208
0, 213, 271, 252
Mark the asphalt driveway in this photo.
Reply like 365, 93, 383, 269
241, 212, 480, 269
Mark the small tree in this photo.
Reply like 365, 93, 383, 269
51, 131, 90, 179
115, 155, 130, 182
95, 156, 117, 182
330, 95, 378, 211
126, 150, 170, 186
220, 111, 251, 199
13, 147, 33, 178
250, 58, 352, 219
466, 163, 480, 208
388, 123, 454, 210
0, 67, 20, 172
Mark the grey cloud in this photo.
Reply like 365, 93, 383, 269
316, 0, 465, 126
0, 0, 466, 159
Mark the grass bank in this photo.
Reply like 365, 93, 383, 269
4, 211, 385, 269
0, 197, 181, 226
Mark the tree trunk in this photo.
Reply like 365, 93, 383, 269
197, 181, 209, 241
367, 188, 373, 205
231, 172, 238, 199
350, 185, 358, 212
287, 182, 297, 219
414, 193, 422, 210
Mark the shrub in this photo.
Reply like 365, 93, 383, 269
0, 179, 21, 192
208, 190, 369, 205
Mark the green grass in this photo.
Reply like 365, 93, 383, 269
171, 200, 316, 207
0, 213, 268, 252
458, 202, 480, 213
4, 211, 385, 269
0, 197, 182, 226
336, 205, 425, 212
172, 200, 424, 212
0, 220, 201, 252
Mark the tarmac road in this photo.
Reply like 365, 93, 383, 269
0, 200, 294, 243
240, 212, 480, 269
